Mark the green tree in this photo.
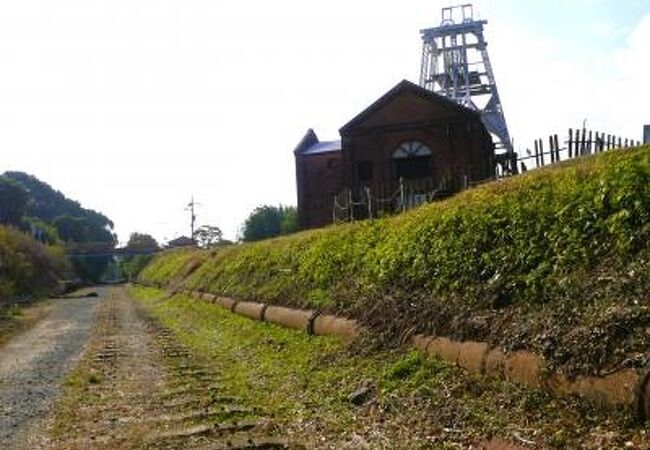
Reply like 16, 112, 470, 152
241, 205, 298, 242
25, 218, 60, 244
280, 206, 298, 235
52, 215, 90, 242
126, 232, 159, 250
69, 256, 111, 284
116, 233, 159, 281
2, 171, 116, 244
0, 177, 28, 226
195, 225, 223, 248
1, 171, 117, 285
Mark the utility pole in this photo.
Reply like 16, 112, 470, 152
186, 197, 199, 240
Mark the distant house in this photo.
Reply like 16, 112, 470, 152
294, 80, 495, 230
166, 236, 197, 249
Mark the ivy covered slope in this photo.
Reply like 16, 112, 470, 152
140, 146, 650, 376
0, 226, 69, 301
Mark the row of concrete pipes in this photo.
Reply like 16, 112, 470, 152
151, 284, 649, 422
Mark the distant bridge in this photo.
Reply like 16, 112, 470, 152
64, 242, 160, 258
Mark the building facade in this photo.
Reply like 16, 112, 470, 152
295, 80, 495, 230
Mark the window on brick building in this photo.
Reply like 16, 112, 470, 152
357, 161, 373, 182
392, 141, 432, 179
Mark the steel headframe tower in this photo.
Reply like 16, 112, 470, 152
420, 4, 517, 175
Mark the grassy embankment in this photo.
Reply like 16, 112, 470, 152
139, 146, 650, 377
130, 285, 648, 448
0, 225, 67, 344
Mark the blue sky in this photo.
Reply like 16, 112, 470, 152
488, 0, 648, 50
488, 1, 649, 51
0, 1, 648, 242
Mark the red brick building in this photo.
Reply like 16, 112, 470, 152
294, 80, 495, 229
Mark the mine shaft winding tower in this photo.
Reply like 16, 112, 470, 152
420, 4, 516, 175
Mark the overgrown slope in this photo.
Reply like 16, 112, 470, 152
140, 146, 650, 376
0, 225, 69, 301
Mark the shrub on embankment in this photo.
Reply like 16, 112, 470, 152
0, 226, 69, 301
140, 146, 650, 376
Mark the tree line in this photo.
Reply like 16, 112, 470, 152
1, 170, 300, 282
0, 171, 116, 283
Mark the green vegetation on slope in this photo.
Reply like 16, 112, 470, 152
0, 225, 69, 301
131, 287, 648, 449
139, 146, 650, 376
0, 225, 68, 343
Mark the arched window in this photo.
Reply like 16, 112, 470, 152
392, 141, 432, 179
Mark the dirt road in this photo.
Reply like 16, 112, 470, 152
0, 292, 101, 449
0, 287, 292, 449
0, 286, 291, 450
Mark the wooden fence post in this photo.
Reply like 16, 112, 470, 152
554, 134, 560, 161
568, 128, 573, 158
596, 132, 603, 152
365, 187, 372, 220
348, 189, 354, 221
577, 129, 582, 156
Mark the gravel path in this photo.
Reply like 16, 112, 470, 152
0, 291, 102, 449
51, 286, 291, 450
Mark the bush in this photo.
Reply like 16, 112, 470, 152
119, 254, 153, 281
0, 226, 69, 301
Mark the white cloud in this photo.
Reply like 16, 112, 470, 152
604, 15, 650, 135
475, 6, 649, 155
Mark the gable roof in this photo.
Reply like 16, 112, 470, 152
293, 129, 319, 155
167, 236, 196, 247
339, 79, 481, 134
294, 128, 341, 156
303, 140, 341, 155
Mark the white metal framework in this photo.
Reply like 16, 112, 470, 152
419, 4, 516, 174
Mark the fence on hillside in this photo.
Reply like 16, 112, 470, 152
333, 176, 463, 223
332, 127, 644, 224
518, 127, 642, 172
